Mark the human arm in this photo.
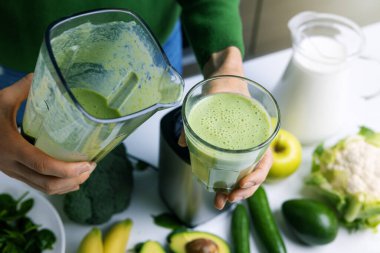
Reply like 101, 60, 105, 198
205, 47, 273, 210
0, 74, 96, 194
178, 46, 273, 209
176, 0, 273, 210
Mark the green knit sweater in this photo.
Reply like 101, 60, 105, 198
0, 0, 244, 73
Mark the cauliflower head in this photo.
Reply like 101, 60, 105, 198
306, 127, 380, 230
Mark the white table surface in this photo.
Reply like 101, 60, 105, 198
2, 21, 380, 253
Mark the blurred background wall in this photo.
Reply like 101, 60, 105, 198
182, 0, 380, 77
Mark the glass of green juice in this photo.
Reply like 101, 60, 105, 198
22, 9, 184, 162
182, 75, 280, 192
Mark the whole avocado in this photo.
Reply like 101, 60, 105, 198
64, 144, 133, 224
282, 199, 339, 245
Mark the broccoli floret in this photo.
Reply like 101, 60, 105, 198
63, 144, 134, 224
63, 190, 92, 223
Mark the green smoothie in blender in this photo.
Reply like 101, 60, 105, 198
22, 11, 183, 162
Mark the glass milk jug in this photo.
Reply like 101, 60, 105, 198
273, 12, 364, 145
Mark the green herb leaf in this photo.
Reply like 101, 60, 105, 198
17, 217, 39, 234
19, 199, 34, 216
0, 192, 56, 252
7, 199, 34, 222
2, 241, 21, 253
35, 229, 56, 250
152, 212, 184, 229
0, 194, 16, 215
135, 160, 150, 171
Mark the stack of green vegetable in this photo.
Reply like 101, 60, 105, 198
64, 144, 134, 224
0, 192, 56, 253
306, 127, 380, 230
231, 186, 287, 253
74, 126, 380, 252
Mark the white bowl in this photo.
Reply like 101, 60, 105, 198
0, 175, 65, 253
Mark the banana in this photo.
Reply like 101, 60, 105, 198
104, 219, 133, 253
77, 227, 103, 253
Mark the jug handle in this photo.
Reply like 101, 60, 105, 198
357, 55, 380, 100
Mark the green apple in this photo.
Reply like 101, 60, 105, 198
267, 129, 302, 180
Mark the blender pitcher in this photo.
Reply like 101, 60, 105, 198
273, 12, 364, 145
22, 9, 184, 162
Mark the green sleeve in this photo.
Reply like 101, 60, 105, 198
177, 0, 244, 69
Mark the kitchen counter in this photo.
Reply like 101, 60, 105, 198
121, 21, 380, 253
2, 21, 380, 253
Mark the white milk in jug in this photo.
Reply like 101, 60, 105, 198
274, 36, 349, 144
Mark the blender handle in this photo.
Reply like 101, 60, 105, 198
358, 55, 380, 100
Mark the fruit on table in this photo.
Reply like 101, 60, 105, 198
169, 231, 230, 253
104, 219, 133, 253
282, 199, 338, 245
247, 186, 287, 253
268, 129, 302, 180
231, 204, 250, 253
136, 240, 165, 253
77, 227, 103, 253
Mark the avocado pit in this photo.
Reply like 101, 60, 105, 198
185, 238, 219, 253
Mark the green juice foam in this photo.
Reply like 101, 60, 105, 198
188, 93, 271, 150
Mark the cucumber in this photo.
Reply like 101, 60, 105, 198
282, 199, 338, 245
247, 186, 287, 253
231, 204, 250, 253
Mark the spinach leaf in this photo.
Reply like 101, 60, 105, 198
0, 192, 56, 253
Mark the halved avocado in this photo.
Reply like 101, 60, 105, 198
136, 240, 165, 253
169, 231, 230, 253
